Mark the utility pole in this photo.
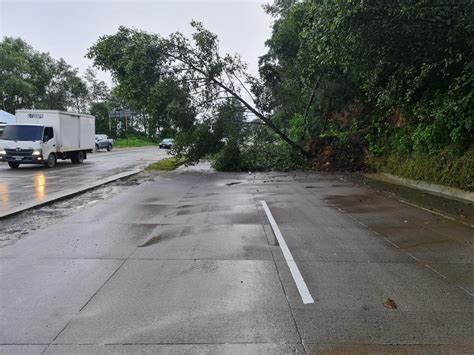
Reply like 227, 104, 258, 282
125, 114, 128, 145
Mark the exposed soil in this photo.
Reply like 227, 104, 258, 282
308, 134, 369, 172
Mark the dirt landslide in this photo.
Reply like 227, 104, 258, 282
308, 134, 369, 172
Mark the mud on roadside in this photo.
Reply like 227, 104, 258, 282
0, 171, 158, 248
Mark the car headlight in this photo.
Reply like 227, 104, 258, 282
32, 150, 42, 156
0, 149, 6, 155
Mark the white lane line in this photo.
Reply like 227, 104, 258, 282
261, 200, 314, 304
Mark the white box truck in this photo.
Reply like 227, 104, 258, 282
0, 110, 95, 169
0, 123, 6, 138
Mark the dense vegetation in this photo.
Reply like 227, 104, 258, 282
258, 0, 473, 189
0, 38, 107, 113
2, 1, 473, 189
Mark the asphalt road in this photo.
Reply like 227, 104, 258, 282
0, 164, 473, 354
0, 147, 168, 218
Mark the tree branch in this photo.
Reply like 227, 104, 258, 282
166, 51, 309, 156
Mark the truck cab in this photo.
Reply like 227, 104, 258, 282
0, 124, 57, 168
0, 123, 6, 138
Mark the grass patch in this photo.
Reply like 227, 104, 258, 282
114, 136, 157, 148
370, 147, 474, 191
146, 158, 179, 171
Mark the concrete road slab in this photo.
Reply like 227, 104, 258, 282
163, 203, 261, 225
428, 263, 474, 294
65, 203, 170, 224
55, 259, 300, 345
104, 180, 199, 206
375, 224, 474, 264
0, 345, 47, 354
304, 343, 474, 354
45, 343, 305, 354
181, 192, 256, 205
330, 195, 445, 227
259, 204, 356, 227
294, 308, 474, 345
309, 186, 370, 197
130, 224, 273, 260
0, 258, 122, 344
0, 223, 157, 259
269, 225, 414, 263
275, 260, 473, 311
2, 166, 472, 351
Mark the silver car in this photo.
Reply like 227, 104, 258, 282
95, 134, 114, 152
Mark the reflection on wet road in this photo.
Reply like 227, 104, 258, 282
0, 147, 168, 217
34, 173, 46, 201
0, 182, 8, 210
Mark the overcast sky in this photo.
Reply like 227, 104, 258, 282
1, 0, 274, 84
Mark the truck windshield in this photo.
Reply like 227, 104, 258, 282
1, 125, 43, 141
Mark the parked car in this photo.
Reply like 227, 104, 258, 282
159, 138, 174, 149
95, 134, 114, 152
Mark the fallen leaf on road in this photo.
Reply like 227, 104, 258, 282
383, 298, 397, 309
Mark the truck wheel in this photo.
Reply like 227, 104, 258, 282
44, 153, 56, 168
107, 144, 112, 151
76, 151, 84, 164
8, 162, 20, 169
71, 151, 84, 164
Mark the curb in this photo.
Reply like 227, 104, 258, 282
365, 172, 474, 203
0, 169, 142, 219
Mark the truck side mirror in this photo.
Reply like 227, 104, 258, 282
43, 136, 49, 142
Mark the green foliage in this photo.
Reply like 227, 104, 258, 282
288, 113, 305, 142
168, 98, 246, 164
0, 37, 94, 113
387, 129, 412, 155
371, 148, 474, 191
0, 37, 112, 116
210, 122, 307, 172
87, 22, 308, 163
211, 138, 307, 172
241, 140, 307, 172
146, 158, 179, 171
90, 102, 110, 135
114, 136, 158, 148
259, 0, 473, 180
212, 141, 242, 172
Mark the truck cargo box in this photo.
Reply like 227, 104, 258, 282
15, 110, 95, 152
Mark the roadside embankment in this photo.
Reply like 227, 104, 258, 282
370, 148, 474, 192
365, 172, 474, 203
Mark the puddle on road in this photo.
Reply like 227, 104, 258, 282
0, 172, 155, 248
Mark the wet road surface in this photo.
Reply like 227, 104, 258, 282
0, 164, 473, 353
0, 172, 155, 248
0, 147, 168, 218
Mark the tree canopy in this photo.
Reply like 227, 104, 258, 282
0, 37, 106, 113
